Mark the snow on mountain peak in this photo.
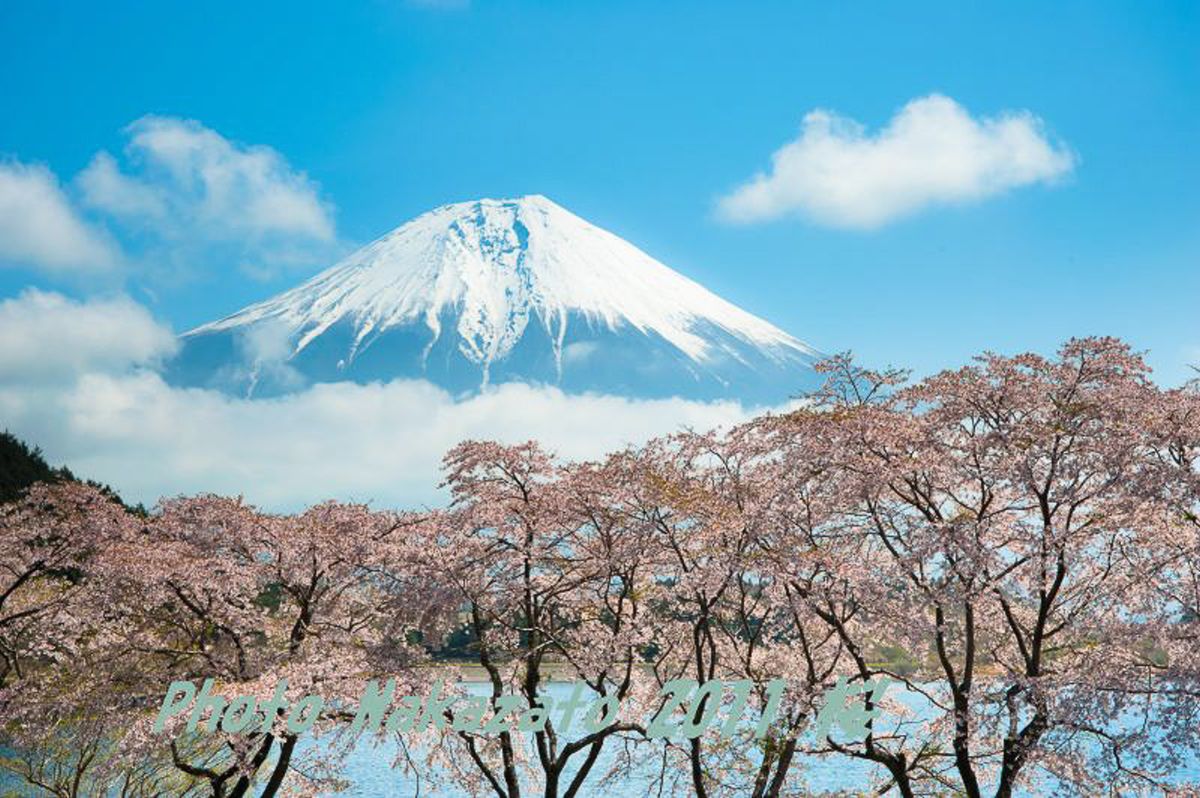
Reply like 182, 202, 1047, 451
177, 195, 824, 401
191, 195, 818, 382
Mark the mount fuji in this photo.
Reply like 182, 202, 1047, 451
170, 195, 824, 403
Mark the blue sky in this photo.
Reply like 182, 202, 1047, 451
1, 0, 1197, 386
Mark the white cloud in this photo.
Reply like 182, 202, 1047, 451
717, 94, 1076, 228
76, 152, 167, 220
0, 161, 120, 274
78, 116, 337, 277
231, 318, 306, 395
562, 341, 600, 365
2, 374, 757, 510
0, 294, 762, 510
0, 290, 177, 382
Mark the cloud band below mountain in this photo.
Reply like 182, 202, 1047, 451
0, 291, 765, 509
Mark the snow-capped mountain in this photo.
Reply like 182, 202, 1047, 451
171, 195, 824, 403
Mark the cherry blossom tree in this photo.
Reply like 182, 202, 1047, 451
2, 493, 447, 798
0, 482, 150, 796
760, 339, 1200, 796
400, 440, 659, 798
0, 482, 132, 689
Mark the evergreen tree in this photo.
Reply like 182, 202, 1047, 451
0, 430, 73, 504
0, 431, 142, 513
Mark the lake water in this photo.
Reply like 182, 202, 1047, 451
3, 681, 1195, 796
305, 680, 1200, 797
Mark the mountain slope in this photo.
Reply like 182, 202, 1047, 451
172, 195, 823, 403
